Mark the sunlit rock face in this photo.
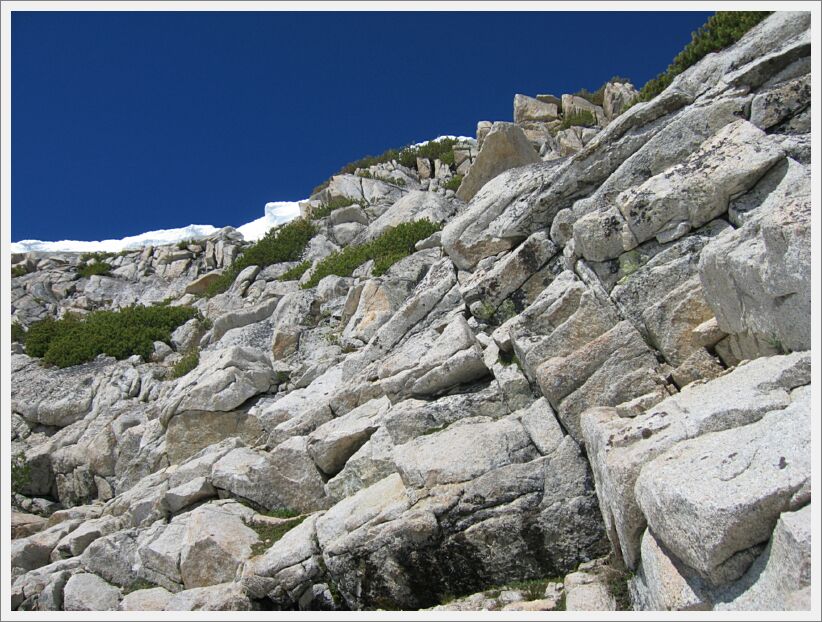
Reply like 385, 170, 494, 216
9, 12, 812, 613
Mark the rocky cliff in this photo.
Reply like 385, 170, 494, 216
9, 12, 812, 612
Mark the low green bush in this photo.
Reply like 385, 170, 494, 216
24, 305, 198, 368
302, 219, 440, 289
250, 515, 307, 556
263, 508, 301, 519
177, 239, 193, 250
11, 321, 24, 343
443, 174, 463, 192
171, 348, 199, 378
398, 137, 457, 169
357, 170, 407, 187
80, 251, 116, 262
560, 109, 597, 130
311, 137, 457, 195
278, 260, 311, 282
11, 265, 28, 278
11, 452, 31, 495
572, 75, 633, 108
77, 261, 112, 278
632, 11, 770, 105
310, 196, 366, 220
204, 218, 316, 297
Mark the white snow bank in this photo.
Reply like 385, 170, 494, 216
11, 201, 303, 253
410, 135, 475, 147
236, 201, 302, 242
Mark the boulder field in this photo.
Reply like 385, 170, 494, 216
9, 12, 812, 612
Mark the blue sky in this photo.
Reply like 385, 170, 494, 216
12, 10, 711, 242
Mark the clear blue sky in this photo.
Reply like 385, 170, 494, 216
12, 10, 711, 242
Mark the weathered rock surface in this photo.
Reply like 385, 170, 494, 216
514, 93, 560, 123
63, 573, 121, 611
634, 387, 810, 585
582, 352, 809, 570
455, 122, 540, 202
8, 12, 811, 613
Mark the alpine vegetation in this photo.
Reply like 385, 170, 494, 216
9, 12, 812, 613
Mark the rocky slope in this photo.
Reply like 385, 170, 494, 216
9, 12, 812, 612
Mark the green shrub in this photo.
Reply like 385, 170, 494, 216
278, 260, 311, 282
357, 170, 407, 187
204, 218, 316, 297
11, 452, 31, 495
23, 316, 69, 358
177, 239, 192, 250
560, 109, 597, 130
250, 515, 307, 556
171, 349, 199, 378
122, 579, 157, 595
398, 137, 457, 169
572, 86, 604, 107
11, 265, 28, 278
572, 76, 633, 108
24, 305, 198, 368
633, 11, 771, 104
310, 196, 366, 220
443, 174, 463, 192
263, 508, 301, 519
80, 251, 116, 262
311, 137, 458, 196
11, 321, 25, 343
77, 261, 112, 278
302, 220, 440, 289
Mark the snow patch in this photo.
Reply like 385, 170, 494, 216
11, 201, 303, 253
237, 201, 302, 242
410, 135, 475, 147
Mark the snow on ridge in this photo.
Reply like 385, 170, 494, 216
237, 201, 302, 242
10, 201, 304, 253
410, 135, 475, 147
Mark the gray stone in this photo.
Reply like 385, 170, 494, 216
393, 416, 539, 487
11, 355, 103, 427
581, 352, 809, 570
535, 320, 666, 443
164, 582, 252, 610
629, 529, 713, 611
461, 231, 558, 319
164, 476, 218, 513
616, 120, 785, 251
699, 158, 810, 355
514, 93, 559, 123
119, 587, 174, 611
63, 573, 121, 611
179, 505, 259, 588
162, 346, 273, 422
209, 297, 279, 345
456, 122, 540, 202
715, 505, 811, 610
564, 568, 616, 611
750, 74, 810, 130
634, 388, 810, 585
363, 191, 456, 241
51, 516, 122, 561
603, 81, 638, 121
561, 94, 605, 125
331, 222, 365, 246
306, 396, 390, 476
11, 520, 82, 572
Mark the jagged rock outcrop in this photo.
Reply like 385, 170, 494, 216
9, 11, 812, 613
